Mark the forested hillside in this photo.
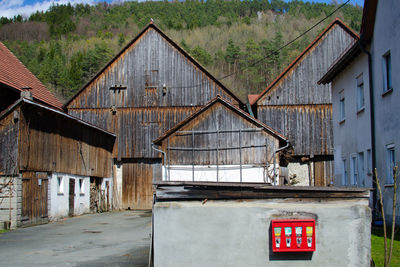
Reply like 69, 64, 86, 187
0, 0, 362, 102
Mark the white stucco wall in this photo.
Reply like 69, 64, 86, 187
49, 173, 90, 220
331, 54, 373, 189
370, 0, 400, 223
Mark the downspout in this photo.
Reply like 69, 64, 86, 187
358, 41, 377, 219
151, 143, 168, 181
273, 139, 290, 185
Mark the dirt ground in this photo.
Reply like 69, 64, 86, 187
0, 210, 151, 267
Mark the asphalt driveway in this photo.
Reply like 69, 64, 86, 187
0, 210, 152, 267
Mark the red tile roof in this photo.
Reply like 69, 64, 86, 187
0, 42, 63, 109
247, 94, 259, 105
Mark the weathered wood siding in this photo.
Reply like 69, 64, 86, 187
67, 27, 241, 159
160, 102, 280, 166
257, 105, 332, 156
18, 105, 114, 178
69, 107, 199, 159
122, 160, 161, 209
0, 109, 19, 175
257, 23, 356, 156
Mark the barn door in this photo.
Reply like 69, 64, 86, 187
21, 172, 48, 226
122, 160, 160, 210
69, 179, 75, 216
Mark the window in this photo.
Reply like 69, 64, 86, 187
386, 145, 395, 184
79, 179, 84, 195
339, 90, 345, 122
57, 176, 64, 194
358, 152, 365, 187
383, 51, 392, 93
350, 155, 358, 186
356, 74, 365, 111
342, 159, 347, 186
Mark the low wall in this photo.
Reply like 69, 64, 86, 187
153, 183, 371, 267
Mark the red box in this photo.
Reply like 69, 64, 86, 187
271, 219, 316, 252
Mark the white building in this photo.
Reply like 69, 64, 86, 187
319, 0, 399, 223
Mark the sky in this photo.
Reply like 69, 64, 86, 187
0, 0, 364, 19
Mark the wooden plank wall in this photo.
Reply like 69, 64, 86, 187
256, 24, 356, 157
161, 103, 279, 166
18, 105, 114, 178
122, 160, 161, 209
0, 109, 19, 175
21, 171, 48, 226
67, 27, 241, 159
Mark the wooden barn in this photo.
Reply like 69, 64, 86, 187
0, 98, 115, 228
153, 96, 288, 183
0, 41, 115, 229
64, 22, 244, 209
250, 19, 359, 186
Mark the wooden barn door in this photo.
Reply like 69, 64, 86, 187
21, 172, 48, 226
122, 160, 159, 210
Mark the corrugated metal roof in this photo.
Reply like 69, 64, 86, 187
0, 42, 63, 109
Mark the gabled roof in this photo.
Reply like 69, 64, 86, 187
153, 96, 287, 146
0, 42, 63, 109
0, 97, 115, 137
250, 18, 359, 105
318, 0, 377, 85
64, 22, 243, 108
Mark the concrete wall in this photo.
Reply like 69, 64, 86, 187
370, 0, 400, 224
154, 199, 371, 267
48, 172, 90, 220
331, 54, 373, 189
0, 176, 21, 229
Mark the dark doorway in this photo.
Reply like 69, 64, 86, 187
69, 179, 75, 216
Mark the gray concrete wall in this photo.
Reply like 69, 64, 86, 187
154, 199, 371, 267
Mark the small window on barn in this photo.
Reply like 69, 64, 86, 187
339, 90, 345, 123
145, 70, 159, 90
356, 74, 365, 112
382, 51, 392, 94
79, 179, 84, 195
57, 176, 64, 195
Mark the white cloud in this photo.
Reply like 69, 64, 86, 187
0, 0, 97, 18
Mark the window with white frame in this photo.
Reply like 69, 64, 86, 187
350, 155, 358, 186
57, 176, 64, 194
356, 73, 365, 111
358, 152, 365, 186
386, 144, 395, 184
383, 51, 392, 93
342, 159, 347, 186
339, 90, 345, 122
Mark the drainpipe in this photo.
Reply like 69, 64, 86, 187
273, 139, 290, 185
151, 143, 168, 181
358, 41, 377, 219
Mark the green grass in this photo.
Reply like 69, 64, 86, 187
371, 226, 400, 267
0, 229, 9, 234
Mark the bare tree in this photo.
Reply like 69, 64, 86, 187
374, 166, 398, 267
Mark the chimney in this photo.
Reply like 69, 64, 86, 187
21, 86, 33, 100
